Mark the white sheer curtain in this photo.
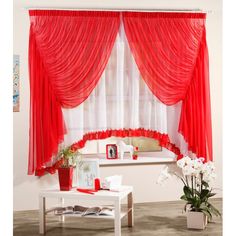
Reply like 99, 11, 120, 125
62, 23, 190, 157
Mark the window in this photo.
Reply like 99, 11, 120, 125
80, 137, 162, 155
62, 24, 179, 164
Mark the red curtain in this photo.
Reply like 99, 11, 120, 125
28, 10, 120, 174
123, 12, 212, 162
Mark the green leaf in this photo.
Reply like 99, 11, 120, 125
183, 186, 193, 198
208, 203, 222, 217
195, 197, 202, 209
200, 189, 210, 200
200, 202, 208, 208
180, 195, 188, 201
207, 192, 216, 198
200, 209, 212, 220
202, 181, 209, 188
194, 189, 201, 196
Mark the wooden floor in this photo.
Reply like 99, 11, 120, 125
14, 198, 222, 236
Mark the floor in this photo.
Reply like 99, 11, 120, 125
14, 198, 222, 236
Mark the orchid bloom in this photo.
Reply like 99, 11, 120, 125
201, 161, 216, 183
176, 156, 192, 169
157, 166, 172, 185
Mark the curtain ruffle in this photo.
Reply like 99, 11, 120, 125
35, 128, 183, 176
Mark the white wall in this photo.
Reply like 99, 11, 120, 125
13, 0, 222, 211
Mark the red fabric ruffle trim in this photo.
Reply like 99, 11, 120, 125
35, 128, 183, 176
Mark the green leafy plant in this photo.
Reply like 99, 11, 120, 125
57, 145, 80, 168
180, 175, 221, 220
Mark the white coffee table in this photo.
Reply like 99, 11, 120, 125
39, 186, 133, 236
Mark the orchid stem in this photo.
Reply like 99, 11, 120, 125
186, 176, 189, 187
191, 176, 194, 197
173, 173, 187, 186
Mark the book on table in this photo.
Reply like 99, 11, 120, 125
54, 206, 74, 215
54, 205, 114, 217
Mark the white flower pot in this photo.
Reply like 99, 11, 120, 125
187, 211, 208, 230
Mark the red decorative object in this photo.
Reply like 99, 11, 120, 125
133, 146, 139, 160
76, 188, 97, 194
28, 10, 120, 175
123, 12, 212, 162
58, 167, 73, 191
106, 144, 118, 159
94, 178, 101, 191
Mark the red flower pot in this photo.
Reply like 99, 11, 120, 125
58, 167, 73, 191
132, 155, 138, 160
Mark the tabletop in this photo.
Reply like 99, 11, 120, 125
39, 185, 133, 202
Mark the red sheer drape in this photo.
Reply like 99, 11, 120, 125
123, 12, 212, 162
28, 10, 120, 174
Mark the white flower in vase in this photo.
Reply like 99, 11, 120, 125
201, 161, 215, 173
203, 173, 216, 183
178, 157, 205, 177
201, 161, 215, 175
177, 156, 192, 169
191, 158, 204, 176
181, 160, 197, 177
157, 166, 172, 185
168, 162, 183, 177
157, 156, 221, 223
182, 165, 195, 176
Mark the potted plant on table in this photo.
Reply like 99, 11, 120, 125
57, 145, 80, 191
157, 156, 221, 230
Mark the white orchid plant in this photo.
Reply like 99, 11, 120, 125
157, 156, 221, 220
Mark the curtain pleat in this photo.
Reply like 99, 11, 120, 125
28, 10, 120, 174
123, 12, 212, 162
28, 11, 212, 175
62, 24, 170, 143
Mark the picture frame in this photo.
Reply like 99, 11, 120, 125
106, 144, 118, 159
76, 159, 100, 189
13, 54, 20, 112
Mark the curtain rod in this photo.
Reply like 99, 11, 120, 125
23, 7, 212, 13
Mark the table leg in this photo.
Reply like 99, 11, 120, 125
128, 192, 134, 227
58, 198, 65, 222
39, 196, 46, 234
114, 200, 121, 236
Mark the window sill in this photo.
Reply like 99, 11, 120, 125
83, 149, 176, 166
98, 156, 175, 166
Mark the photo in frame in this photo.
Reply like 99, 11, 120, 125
77, 159, 100, 189
106, 144, 118, 159
13, 54, 20, 112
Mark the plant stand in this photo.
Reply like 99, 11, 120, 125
187, 211, 208, 230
